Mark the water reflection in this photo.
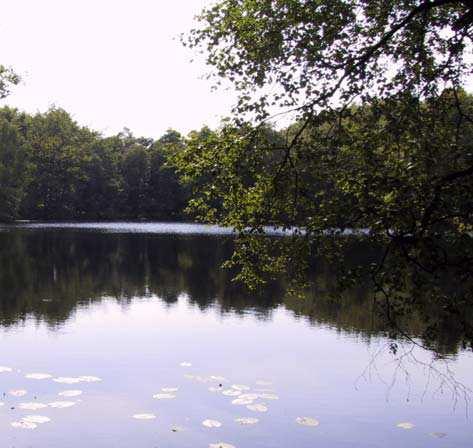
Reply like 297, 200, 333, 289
0, 227, 470, 356
1, 226, 473, 448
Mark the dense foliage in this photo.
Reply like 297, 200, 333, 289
0, 107, 189, 222
177, 0, 473, 346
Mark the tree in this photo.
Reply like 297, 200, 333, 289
179, 1, 473, 345
120, 143, 151, 218
147, 130, 189, 219
0, 67, 24, 222
0, 108, 29, 222
21, 108, 98, 220
0, 65, 19, 99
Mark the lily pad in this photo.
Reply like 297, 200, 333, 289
210, 376, 227, 382
19, 402, 48, 410
9, 389, 27, 397
153, 393, 176, 400
48, 401, 76, 408
22, 415, 51, 424
397, 422, 415, 430
246, 403, 268, 413
259, 393, 279, 400
231, 384, 250, 391
296, 417, 320, 427
235, 417, 259, 425
11, 420, 37, 429
222, 389, 241, 397
203, 419, 222, 428
238, 393, 258, 400
53, 377, 82, 384
78, 376, 102, 383
58, 390, 82, 397
429, 432, 447, 438
133, 413, 156, 420
25, 373, 53, 380
232, 398, 254, 406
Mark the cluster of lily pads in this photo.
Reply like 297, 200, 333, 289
129, 362, 449, 447
1, 363, 447, 445
0, 365, 101, 430
396, 422, 447, 439
129, 362, 320, 448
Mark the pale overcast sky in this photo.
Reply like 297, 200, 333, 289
0, 0, 235, 138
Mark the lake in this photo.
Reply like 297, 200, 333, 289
0, 222, 472, 447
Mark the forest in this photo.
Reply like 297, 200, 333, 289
0, 106, 189, 222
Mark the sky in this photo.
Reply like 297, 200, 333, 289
0, 0, 234, 138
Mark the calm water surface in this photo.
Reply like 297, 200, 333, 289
0, 222, 472, 447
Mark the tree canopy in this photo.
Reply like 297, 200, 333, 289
177, 0, 473, 346
0, 106, 189, 222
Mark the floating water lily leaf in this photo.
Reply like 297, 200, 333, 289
203, 419, 222, 428
0, 366, 13, 373
210, 376, 227, 382
133, 413, 156, 420
9, 389, 27, 397
22, 415, 51, 424
25, 373, 53, 380
209, 443, 235, 448
48, 401, 76, 408
296, 417, 319, 427
189, 375, 212, 384
11, 420, 37, 429
429, 432, 447, 438
222, 389, 241, 397
59, 390, 82, 397
180, 362, 192, 367
19, 402, 48, 410
259, 393, 279, 400
78, 376, 102, 383
232, 398, 254, 406
53, 377, 82, 384
235, 417, 259, 425
238, 393, 258, 401
162, 387, 179, 393
397, 422, 415, 430
231, 385, 250, 391
153, 393, 176, 400
246, 403, 268, 413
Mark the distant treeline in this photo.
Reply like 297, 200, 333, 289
0, 107, 190, 222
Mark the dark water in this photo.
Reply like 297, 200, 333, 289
0, 223, 472, 447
